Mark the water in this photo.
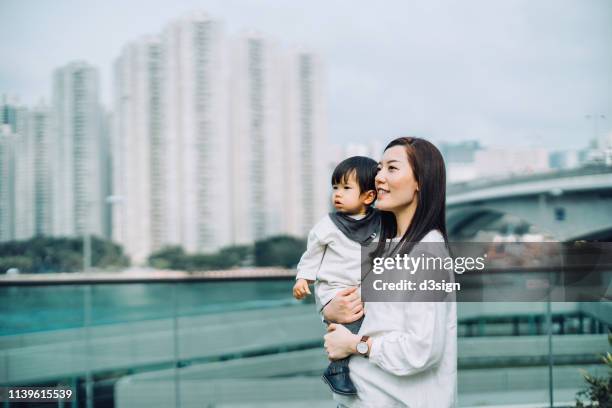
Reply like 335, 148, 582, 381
0, 280, 299, 336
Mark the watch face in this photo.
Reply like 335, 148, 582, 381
357, 342, 368, 354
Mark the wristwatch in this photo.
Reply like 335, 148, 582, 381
356, 335, 370, 356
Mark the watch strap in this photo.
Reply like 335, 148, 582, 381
357, 335, 370, 356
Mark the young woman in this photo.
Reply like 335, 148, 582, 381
322, 137, 457, 407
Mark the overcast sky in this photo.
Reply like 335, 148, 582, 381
1, 0, 610, 149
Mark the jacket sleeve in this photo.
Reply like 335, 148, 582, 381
368, 302, 448, 376
295, 227, 327, 281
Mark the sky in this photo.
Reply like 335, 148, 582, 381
0, 0, 611, 150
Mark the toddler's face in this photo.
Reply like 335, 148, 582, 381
332, 171, 370, 214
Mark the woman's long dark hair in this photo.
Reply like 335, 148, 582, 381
373, 137, 448, 258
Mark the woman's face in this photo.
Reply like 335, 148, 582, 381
375, 145, 419, 213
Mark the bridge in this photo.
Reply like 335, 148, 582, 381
446, 165, 612, 241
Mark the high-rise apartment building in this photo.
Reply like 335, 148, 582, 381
52, 61, 104, 237
281, 50, 328, 237
2, 95, 28, 134
0, 97, 32, 241
0, 125, 17, 241
113, 36, 165, 262
162, 12, 232, 254
29, 102, 54, 236
99, 109, 113, 240
229, 33, 285, 244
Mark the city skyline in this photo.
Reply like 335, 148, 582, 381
0, 11, 331, 263
2, 3, 612, 263
1, 0, 611, 150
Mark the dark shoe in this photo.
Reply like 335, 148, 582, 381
322, 365, 357, 395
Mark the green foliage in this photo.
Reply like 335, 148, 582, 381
218, 245, 252, 267
254, 235, 306, 268
1, 234, 306, 273
148, 244, 252, 271
0, 256, 33, 272
148, 236, 305, 271
90, 236, 130, 269
0, 236, 129, 273
575, 330, 612, 407
148, 246, 186, 269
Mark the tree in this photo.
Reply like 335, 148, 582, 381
254, 235, 306, 268
148, 246, 186, 269
218, 245, 251, 267
148, 244, 252, 271
0, 256, 33, 273
148, 237, 307, 271
0, 236, 130, 273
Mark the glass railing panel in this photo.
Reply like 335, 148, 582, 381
550, 301, 611, 407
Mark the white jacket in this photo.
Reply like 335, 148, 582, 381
295, 214, 363, 311
336, 230, 458, 408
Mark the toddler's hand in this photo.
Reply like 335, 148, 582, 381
293, 279, 312, 300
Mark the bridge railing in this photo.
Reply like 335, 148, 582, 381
447, 164, 612, 196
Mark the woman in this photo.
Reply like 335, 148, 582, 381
322, 137, 457, 407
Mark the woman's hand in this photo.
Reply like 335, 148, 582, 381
324, 323, 360, 360
322, 287, 364, 324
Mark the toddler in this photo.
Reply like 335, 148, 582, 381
293, 156, 380, 395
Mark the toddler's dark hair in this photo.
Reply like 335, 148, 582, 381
331, 156, 378, 198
